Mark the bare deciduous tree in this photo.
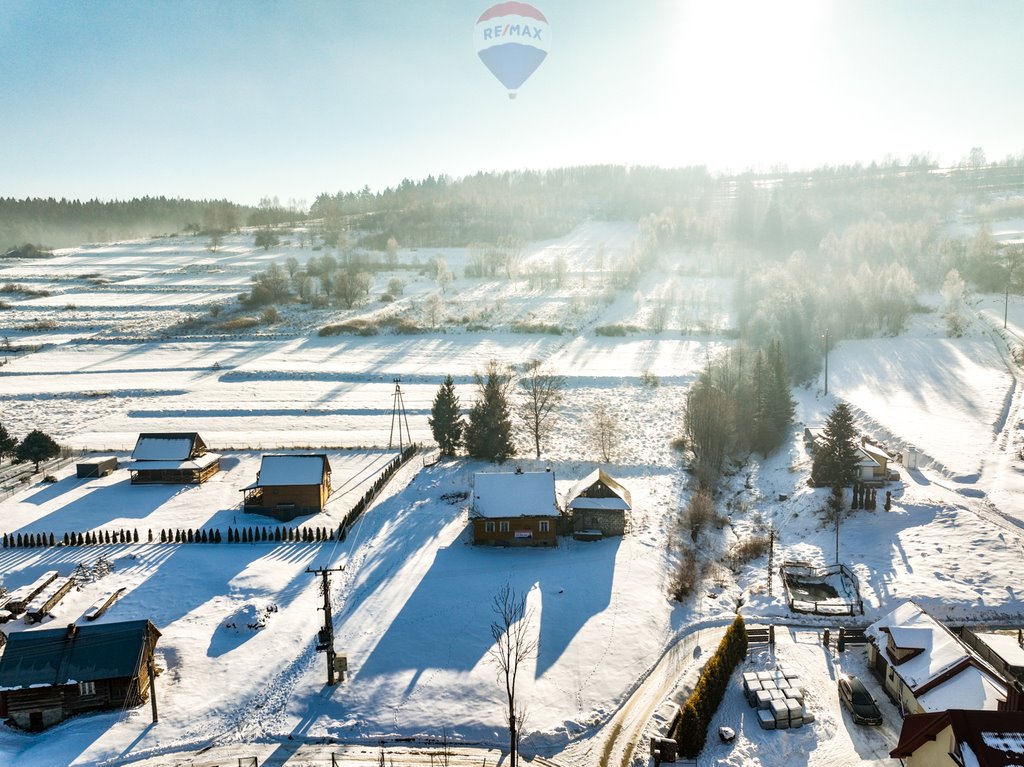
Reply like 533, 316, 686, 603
591, 402, 619, 462
518, 359, 565, 459
489, 583, 537, 767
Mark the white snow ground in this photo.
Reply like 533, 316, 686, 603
2, 222, 1024, 766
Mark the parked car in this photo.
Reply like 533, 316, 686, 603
838, 674, 882, 725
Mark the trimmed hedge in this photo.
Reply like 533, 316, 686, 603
672, 613, 749, 757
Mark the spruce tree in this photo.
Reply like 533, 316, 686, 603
464, 360, 516, 462
810, 402, 859, 487
429, 374, 464, 456
0, 422, 16, 461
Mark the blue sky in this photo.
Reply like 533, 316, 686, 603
1, 0, 1022, 205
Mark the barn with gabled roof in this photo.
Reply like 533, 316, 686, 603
0, 619, 160, 731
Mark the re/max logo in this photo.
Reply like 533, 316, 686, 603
482, 24, 543, 41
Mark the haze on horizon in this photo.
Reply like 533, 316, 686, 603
2, 0, 1022, 205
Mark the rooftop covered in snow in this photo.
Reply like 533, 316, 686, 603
246, 454, 331, 488
472, 470, 559, 519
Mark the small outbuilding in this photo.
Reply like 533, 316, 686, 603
565, 468, 631, 537
76, 456, 118, 478
127, 432, 220, 484
471, 470, 561, 547
0, 619, 160, 731
241, 454, 332, 522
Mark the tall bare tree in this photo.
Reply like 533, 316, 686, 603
518, 360, 565, 459
489, 583, 537, 767
591, 402, 619, 462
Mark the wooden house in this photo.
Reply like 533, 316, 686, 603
241, 454, 332, 521
890, 709, 1024, 766
471, 470, 560, 547
565, 468, 631, 537
866, 601, 1009, 715
0, 619, 160, 731
127, 432, 220, 484
76, 456, 118, 478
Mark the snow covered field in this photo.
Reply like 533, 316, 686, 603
2, 222, 1024, 766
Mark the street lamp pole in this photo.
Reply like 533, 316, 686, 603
822, 328, 830, 395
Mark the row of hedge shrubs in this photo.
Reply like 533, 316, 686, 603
1, 445, 421, 552
672, 614, 749, 757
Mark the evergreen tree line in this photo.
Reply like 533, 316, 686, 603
683, 341, 796, 490
0, 196, 256, 251
311, 166, 715, 250
672, 614, 749, 757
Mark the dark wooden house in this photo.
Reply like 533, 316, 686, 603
565, 468, 631, 537
241, 454, 332, 521
128, 432, 220, 484
76, 456, 118, 478
0, 619, 160, 731
471, 470, 560, 547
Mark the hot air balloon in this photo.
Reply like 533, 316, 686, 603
474, 2, 549, 99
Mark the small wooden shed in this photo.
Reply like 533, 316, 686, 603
241, 454, 332, 521
128, 432, 220, 484
0, 619, 160, 731
565, 468, 632, 537
76, 456, 118, 478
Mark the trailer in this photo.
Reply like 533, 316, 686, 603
84, 587, 126, 621
24, 576, 75, 623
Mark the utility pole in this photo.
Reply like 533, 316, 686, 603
307, 566, 345, 686
388, 377, 412, 452
822, 328, 831, 395
767, 526, 776, 598
147, 629, 158, 723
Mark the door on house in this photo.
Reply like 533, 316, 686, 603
29, 711, 43, 731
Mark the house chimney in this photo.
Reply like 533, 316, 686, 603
66, 623, 77, 639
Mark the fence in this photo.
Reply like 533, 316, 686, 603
780, 561, 864, 616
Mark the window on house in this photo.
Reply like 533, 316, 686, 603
499, 521, 509, 532
79, 681, 96, 696
485, 521, 495, 533
539, 520, 550, 533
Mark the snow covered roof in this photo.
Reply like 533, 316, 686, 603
918, 665, 1008, 712
868, 601, 1007, 710
473, 471, 559, 519
248, 454, 331, 488
131, 432, 207, 461
0, 619, 160, 691
127, 453, 220, 472
860, 441, 889, 464
565, 468, 632, 511
975, 632, 1024, 668
568, 496, 630, 511
892, 710, 1024, 765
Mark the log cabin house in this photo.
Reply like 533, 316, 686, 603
0, 619, 160, 731
127, 432, 220, 484
241, 454, 332, 522
471, 470, 561, 547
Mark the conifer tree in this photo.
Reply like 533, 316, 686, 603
429, 374, 464, 456
465, 360, 516, 462
0, 422, 16, 461
810, 402, 859, 487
